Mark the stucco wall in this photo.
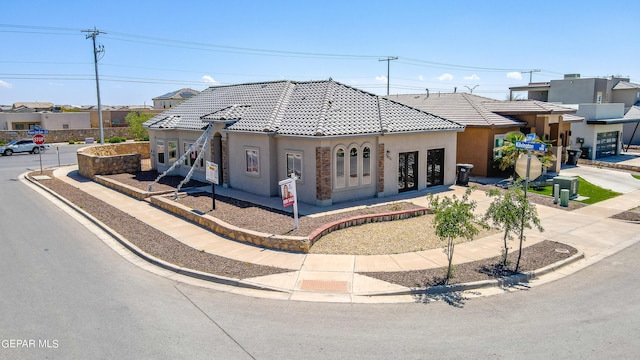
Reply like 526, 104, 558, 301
0, 112, 90, 130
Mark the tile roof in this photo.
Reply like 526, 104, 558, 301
481, 100, 577, 114
386, 93, 523, 127
144, 80, 464, 136
153, 88, 200, 100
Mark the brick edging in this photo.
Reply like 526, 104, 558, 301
307, 208, 430, 247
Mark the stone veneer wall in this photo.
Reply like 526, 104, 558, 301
151, 195, 312, 253
77, 142, 150, 179
0, 128, 132, 144
377, 143, 385, 193
316, 147, 331, 201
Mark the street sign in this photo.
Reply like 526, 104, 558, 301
515, 141, 547, 152
33, 134, 45, 145
27, 125, 49, 136
516, 154, 542, 180
525, 133, 536, 142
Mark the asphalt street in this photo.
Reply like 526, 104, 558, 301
1, 145, 639, 359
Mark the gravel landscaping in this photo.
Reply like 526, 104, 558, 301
30, 169, 584, 287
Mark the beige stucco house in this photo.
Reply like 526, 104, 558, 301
144, 80, 464, 206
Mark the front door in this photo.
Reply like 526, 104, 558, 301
398, 151, 418, 192
427, 148, 445, 186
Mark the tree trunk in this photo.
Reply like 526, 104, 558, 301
502, 231, 509, 266
445, 238, 454, 284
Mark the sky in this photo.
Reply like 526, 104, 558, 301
1, 0, 639, 106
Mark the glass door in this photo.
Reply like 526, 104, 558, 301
427, 148, 445, 186
398, 151, 418, 192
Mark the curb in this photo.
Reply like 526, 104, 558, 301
359, 251, 585, 297
23, 172, 290, 294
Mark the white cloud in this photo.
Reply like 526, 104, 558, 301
418, 75, 424, 81
202, 75, 218, 84
0, 80, 12, 88
375, 76, 388, 84
507, 72, 522, 80
464, 74, 480, 80
438, 73, 454, 81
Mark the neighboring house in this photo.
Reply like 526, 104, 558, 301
11, 102, 54, 112
144, 80, 464, 207
152, 88, 200, 110
510, 73, 640, 146
509, 73, 638, 105
387, 93, 579, 176
0, 111, 90, 131
569, 104, 640, 159
86, 106, 162, 128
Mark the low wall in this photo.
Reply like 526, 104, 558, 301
77, 142, 150, 179
0, 128, 131, 144
93, 172, 430, 253
151, 195, 312, 253
151, 194, 429, 253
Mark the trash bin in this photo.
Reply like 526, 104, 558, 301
566, 149, 582, 165
579, 146, 591, 159
456, 164, 474, 186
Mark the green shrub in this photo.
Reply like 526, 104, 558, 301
68, 140, 76, 144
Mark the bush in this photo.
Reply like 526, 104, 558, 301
68, 140, 76, 144
106, 136, 126, 143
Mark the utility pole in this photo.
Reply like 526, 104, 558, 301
521, 69, 541, 83
378, 56, 398, 95
82, 27, 107, 144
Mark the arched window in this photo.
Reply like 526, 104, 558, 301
362, 146, 371, 185
349, 147, 359, 186
335, 148, 345, 189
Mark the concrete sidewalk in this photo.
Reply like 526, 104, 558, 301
34, 165, 640, 303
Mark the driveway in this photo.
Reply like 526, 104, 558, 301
560, 165, 640, 193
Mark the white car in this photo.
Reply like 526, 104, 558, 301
0, 139, 45, 156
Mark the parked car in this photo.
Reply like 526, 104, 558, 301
0, 139, 45, 156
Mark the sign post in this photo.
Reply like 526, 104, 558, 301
514, 135, 547, 259
205, 161, 219, 210
33, 133, 45, 174
278, 174, 299, 229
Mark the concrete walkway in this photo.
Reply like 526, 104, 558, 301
37, 165, 640, 303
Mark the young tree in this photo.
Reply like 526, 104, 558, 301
428, 188, 481, 284
126, 111, 153, 140
483, 183, 544, 271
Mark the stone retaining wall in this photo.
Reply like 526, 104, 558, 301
0, 128, 132, 144
150, 194, 313, 253
150, 193, 429, 253
94, 172, 430, 253
77, 142, 150, 179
